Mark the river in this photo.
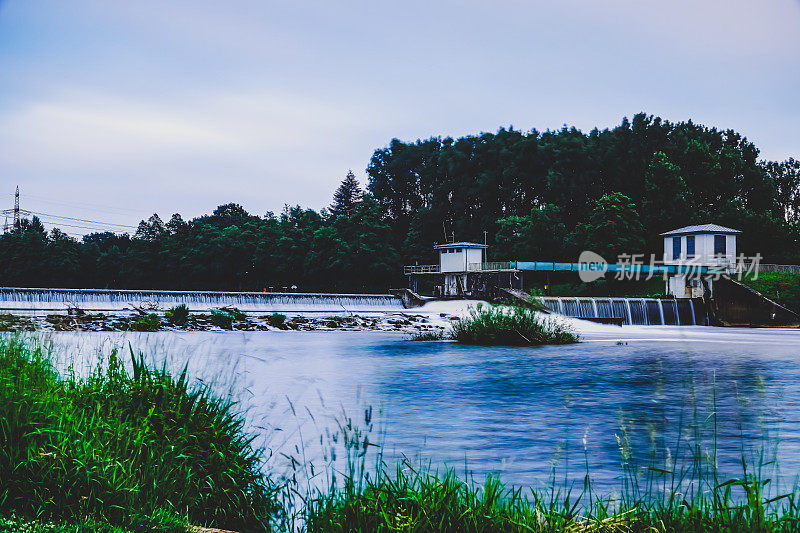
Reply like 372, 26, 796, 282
33, 321, 800, 496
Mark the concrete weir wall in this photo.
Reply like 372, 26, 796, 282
710, 276, 800, 327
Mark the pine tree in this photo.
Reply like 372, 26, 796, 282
329, 170, 362, 218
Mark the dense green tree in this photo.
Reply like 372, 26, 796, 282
572, 193, 646, 261
495, 204, 568, 261
765, 158, 800, 224
0, 114, 797, 291
640, 151, 694, 250
329, 170, 363, 218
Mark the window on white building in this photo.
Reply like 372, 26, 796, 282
714, 235, 726, 256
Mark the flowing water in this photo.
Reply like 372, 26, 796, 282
541, 296, 705, 325
38, 322, 800, 495
0, 287, 402, 312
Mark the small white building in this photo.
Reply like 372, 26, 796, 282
660, 224, 741, 298
434, 242, 487, 272
433, 242, 487, 296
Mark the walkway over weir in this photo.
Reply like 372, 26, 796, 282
404, 261, 729, 276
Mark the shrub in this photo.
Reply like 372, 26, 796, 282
228, 307, 247, 321
128, 313, 161, 332
267, 312, 287, 329
210, 308, 246, 330
163, 304, 189, 326
0, 336, 279, 531
450, 304, 578, 346
210, 310, 234, 329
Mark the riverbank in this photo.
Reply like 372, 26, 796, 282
2, 332, 799, 532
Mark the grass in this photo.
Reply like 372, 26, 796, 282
409, 329, 446, 341
164, 304, 190, 326
303, 394, 799, 533
128, 313, 161, 331
304, 460, 800, 532
0, 335, 279, 532
450, 303, 579, 346
741, 272, 800, 314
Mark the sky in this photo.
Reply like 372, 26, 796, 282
0, 0, 798, 236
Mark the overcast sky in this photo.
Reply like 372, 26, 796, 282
0, 0, 798, 236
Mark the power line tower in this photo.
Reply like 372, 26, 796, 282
2, 186, 31, 233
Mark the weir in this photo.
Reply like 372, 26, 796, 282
0, 288, 404, 313
540, 296, 706, 326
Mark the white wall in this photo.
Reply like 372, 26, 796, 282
663, 233, 737, 266
439, 246, 484, 272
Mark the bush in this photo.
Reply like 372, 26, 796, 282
450, 304, 578, 346
128, 313, 161, 332
0, 336, 279, 531
210, 310, 233, 329
267, 313, 287, 329
163, 304, 189, 326
210, 308, 246, 330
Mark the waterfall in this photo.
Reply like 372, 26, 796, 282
0, 288, 404, 313
540, 296, 706, 325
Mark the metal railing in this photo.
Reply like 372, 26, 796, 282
406, 260, 800, 275
403, 264, 440, 274
734, 263, 800, 274
468, 262, 514, 271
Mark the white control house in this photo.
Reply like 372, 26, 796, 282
661, 224, 740, 298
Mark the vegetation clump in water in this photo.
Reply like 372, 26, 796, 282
409, 329, 446, 341
450, 303, 578, 346
267, 312, 287, 329
210, 308, 245, 329
128, 312, 161, 332
163, 304, 190, 326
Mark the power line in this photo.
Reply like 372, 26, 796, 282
28, 210, 137, 229
1, 191, 143, 215
36, 219, 131, 232
3, 187, 133, 237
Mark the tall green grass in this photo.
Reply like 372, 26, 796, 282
0, 335, 279, 532
451, 304, 578, 346
303, 416, 800, 533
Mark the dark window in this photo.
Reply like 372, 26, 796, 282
456, 248, 462, 253
714, 235, 726, 256
672, 237, 681, 260
686, 235, 695, 258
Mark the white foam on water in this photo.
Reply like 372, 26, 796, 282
0, 288, 404, 313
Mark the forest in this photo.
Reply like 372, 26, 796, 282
1, 113, 798, 292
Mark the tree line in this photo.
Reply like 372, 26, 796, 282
1, 113, 798, 291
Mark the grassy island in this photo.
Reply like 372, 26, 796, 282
450, 304, 579, 346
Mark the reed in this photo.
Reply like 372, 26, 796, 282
450, 303, 578, 346
302, 428, 799, 533
0, 335, 279, 532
